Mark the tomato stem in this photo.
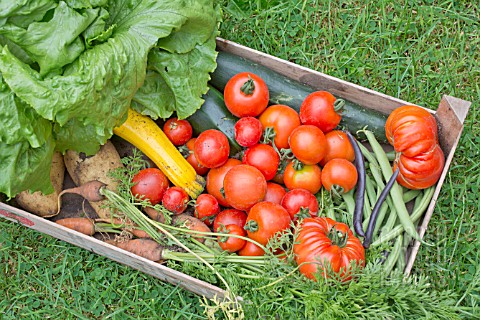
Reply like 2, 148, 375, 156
294, 207, 311, 220
279, 148, 295, 161
274, 148, 295, 175
240, 75, 255, 95
327, 226, 348, 248
292, 159, 304, 171
333, 99, 345, 112
262, 126, 276, 145
178, 144, 191, 158
330, 185, 346, 198
243, 219, 259, 233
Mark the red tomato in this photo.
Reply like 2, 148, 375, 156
321, 158, 358, 194
223, 164, 267, 211
283, 161, 322, 194
184, 138, 209, 176
234, 116, 263, 147
206, 158, 242, 207
213, 208, 248, 232
385, 105, 444, 189
217, 224, 247, 253
194, 193, 220, 226
281, 188, 319, 220
162, 187, 189, 214
131, 168, 169, 205
394, 143, 445, 190
299, 91, 342, 133
224, 72, 269, 118
293, 217, 365, 280
244, 201, 291, 246
242, 144, 280, 181
194, 129, 230, 168
385, 105, 438, 158
319, 130, 355, 166
238, 241, 265, 256
163, 117, 193, 146
263, 182, 287, 205
289, 125, 327, 165
259, 104, 301, 150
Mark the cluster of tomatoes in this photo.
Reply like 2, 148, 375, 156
131, 72, 362, 257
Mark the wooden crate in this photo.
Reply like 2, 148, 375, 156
0, 38, 471, 298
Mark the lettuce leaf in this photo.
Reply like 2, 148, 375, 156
0, 0, 56, 28
0, 2, 99, 75
0, 0, 219, 198
0, 136, 55, 197
0, 0, 193, 153
132, 9, 219, 119
0, 74, 51, 147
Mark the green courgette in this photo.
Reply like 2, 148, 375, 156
187, 86, 242, 156
210, 51, 388, 142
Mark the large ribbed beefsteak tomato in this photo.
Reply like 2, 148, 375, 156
293, 217, 365, 280
385, 105, 444, 189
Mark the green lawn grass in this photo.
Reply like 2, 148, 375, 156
1, 0, 479, 318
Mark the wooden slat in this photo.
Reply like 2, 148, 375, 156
404, 95, 471, 275
0, 203, 228, 300
216, 38, 414, 114
435, 95, 471, 154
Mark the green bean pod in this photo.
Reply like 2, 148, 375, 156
383, 235, 403, 276
371, 186, 435, 246
362, 130, 423, 243
363, 168, 400, 248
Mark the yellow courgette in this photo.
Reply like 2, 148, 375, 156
113, 108, 205, 199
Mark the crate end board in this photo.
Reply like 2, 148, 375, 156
403, 95, 471, 275
436, 95, 471, 155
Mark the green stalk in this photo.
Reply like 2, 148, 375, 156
341, 190, 355, 218
100, 188, 235, 292
156, 219, 269, 252
162, 251, 267, 265
94, 222, 124, 234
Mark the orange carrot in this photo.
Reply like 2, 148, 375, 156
56, 217, 96, 236
144, 206, 166, 223
94, 217, 151, 238
56, 216, 126, 236
144, 208, 210, 243
106, 238, 164, 261
173, 214, 211, 243
94, 217, 134, 227
129, 228, 151, 239
57, 180, 106, 213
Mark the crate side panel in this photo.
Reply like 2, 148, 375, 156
216, 38, 414, 114
0, 203, 227, 299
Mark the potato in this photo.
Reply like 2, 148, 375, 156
16, 151, 65, 218
64, 141, 123, 219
